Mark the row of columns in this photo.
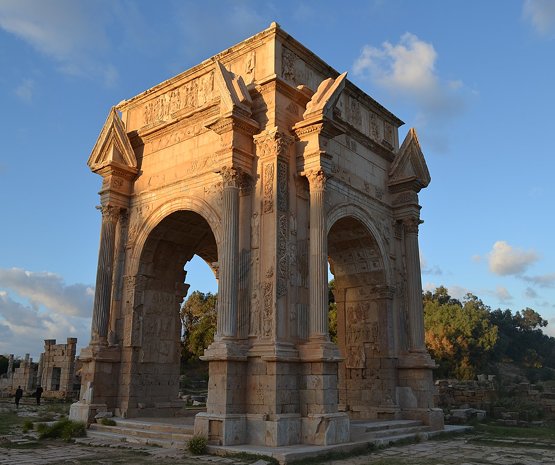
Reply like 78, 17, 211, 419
90, 205, 126, 346
303, 167, 426, 352
90, 180, 425, 354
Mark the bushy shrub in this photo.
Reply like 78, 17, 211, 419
22, 419, 34, 433
38, 419, 86, 442
187, 435, 207, 455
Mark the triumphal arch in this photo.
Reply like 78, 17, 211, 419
70, 23, 442, 446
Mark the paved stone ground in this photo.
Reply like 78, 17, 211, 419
1, 435, 555, 465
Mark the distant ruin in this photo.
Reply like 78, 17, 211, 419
0, 338, 80, 399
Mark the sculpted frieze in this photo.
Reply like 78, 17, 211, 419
142, 71, 215, 127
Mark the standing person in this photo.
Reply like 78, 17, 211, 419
35, 385, 43, 406
15, 386, 23, 408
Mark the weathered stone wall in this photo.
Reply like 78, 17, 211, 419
39, 338, 79, 398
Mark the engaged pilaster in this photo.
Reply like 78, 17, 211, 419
90, 205, 121, 346
402, 216, 426, 352
216, 166, 240, 339
306, 169, 329, 341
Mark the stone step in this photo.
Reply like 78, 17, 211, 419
364, 425, 432, 439
351, 419, 423, 432
372, 431, 431, 447
107, 418, 195, 435
85, 428, 188, 449
89, 423, 193, 443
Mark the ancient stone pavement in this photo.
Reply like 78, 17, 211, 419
1, 436, 554, 465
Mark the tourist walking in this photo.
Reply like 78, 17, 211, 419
15, 386, 23, 408
35, 385, 43, 405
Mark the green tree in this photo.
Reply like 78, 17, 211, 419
180, 291, 217, 360
328, 280, 337, 343
0, 355, 8, 376
424, 289, 498, 379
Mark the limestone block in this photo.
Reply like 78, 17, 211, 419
301, 413, 350, 445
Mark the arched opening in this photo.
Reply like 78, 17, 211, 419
133, 210, 218, 413
328, 216, 397, 420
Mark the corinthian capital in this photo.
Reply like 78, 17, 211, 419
220, 166, 241, 188
96, 205, 123, 224
305, 169, 327, 191
402, 216, 423, 234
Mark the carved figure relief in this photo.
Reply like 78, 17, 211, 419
262, 282, 273, 338
277, 214, 288, 298
263, 162, 274, 214
143, 71, 215, 126
277, 160, 288, 212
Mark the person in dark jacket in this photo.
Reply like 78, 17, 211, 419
35, 385, 43, 405
15, 386, 23, 408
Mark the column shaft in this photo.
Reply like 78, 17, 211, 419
91, 205, 119, 344
308, 170, 328, 339
217, 167, 240, 338
404, 218, 426, 351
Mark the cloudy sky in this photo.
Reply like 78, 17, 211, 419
1, 0, 554, 358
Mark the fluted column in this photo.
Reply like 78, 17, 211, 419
307, 170, 329, 340
403, 217, 426, 351
216, 167, 240, 338
91, 205, 120, 345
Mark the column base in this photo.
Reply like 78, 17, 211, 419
194, 412, 246, 445
246, 413, 302, 446
298, 340, 342, 362
401, 407, 445, 431
301, 412, 350, 445
69, 401, 107, 424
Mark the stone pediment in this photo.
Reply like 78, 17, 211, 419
388, 128, 430, 192
303, 72, 347, 120
88, 107, 138, 175
214, 60, 252, 116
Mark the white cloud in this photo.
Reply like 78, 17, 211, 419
523, 0, 555, 35
420, 253, 443, 275
522, 272, 555, 288
487, 241, 539, 276
354, 32, 438, 94
525, 286, 539, 298
0, 0, 117, 86
494, 285, 513, 304
0, 268, 93, 317
14, 78, 34, 103
353, 32, 467, 153
449, 285, 473, 301
544, 318, 555, 338
0, 284, 92, 359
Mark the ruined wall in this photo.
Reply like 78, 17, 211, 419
39, 338, 79, 398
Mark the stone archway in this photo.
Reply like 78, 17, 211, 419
71, 23, 443, 446
328, 216, 397, 420
117, 210, 217, 417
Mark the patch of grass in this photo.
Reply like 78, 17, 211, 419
99, 417, 117, 426
473, 422, 555, 440
187, 434, 207, 455
38, 418, 86, 442
0, 411, 25, 434
22, 419, 34, 433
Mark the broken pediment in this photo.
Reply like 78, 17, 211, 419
88, 107, 138, 175
388, 128, 430, 193
214, 60, 252, 116
303, 72, 347, 120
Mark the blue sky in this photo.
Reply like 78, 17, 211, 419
1, 0, 554, 358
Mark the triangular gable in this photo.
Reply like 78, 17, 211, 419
388, 128, 430, 192
214, 61, 252, 116
304, 72, 347, 119
87, 107, 138, 174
